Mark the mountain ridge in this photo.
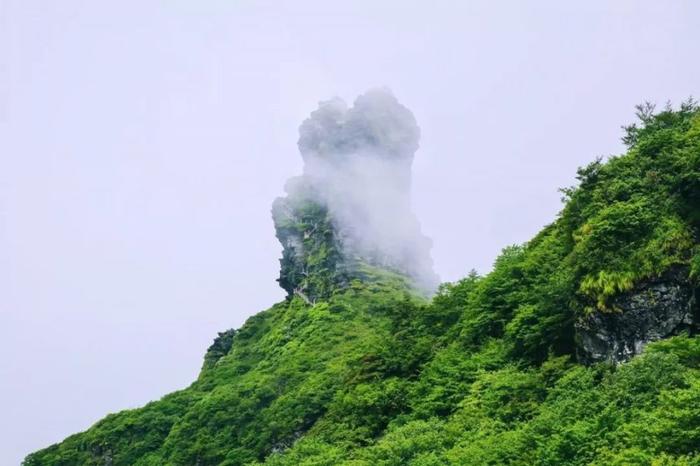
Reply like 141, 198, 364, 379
25, 98, 700, 466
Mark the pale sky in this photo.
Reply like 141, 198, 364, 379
1, 1, 698, 464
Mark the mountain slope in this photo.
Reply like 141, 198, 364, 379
25, 100, 700, 465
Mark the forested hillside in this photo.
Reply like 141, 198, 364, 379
25, 100, 700, 466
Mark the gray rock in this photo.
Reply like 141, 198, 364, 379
575, 267, 697, 364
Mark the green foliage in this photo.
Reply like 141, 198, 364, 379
691, 248, 700, 282
25, 102, 700, 465
274, 198, 347, 301
560, 101, 699, 310
201, 329, 237, 372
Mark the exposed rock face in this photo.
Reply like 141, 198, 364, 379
576, 267, 697, 364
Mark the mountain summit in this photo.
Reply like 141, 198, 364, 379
26, 98, 700, 466
273, 89, 438, 303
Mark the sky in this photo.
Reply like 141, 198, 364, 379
1, 1, 698, 463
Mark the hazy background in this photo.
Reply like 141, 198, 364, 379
1, 1, 698, 463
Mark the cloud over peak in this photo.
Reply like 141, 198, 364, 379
298, 88, 420, 161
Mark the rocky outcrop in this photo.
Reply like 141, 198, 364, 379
576, 267, 697, 364
271, 89, 439, 302
201, 329, 237, 371
272, 196, 350, 303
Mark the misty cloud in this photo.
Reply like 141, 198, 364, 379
298, 88, 420, 160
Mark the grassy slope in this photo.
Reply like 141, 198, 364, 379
25, 103, 700, 465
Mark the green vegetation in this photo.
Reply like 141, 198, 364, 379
25, 102, 700, 465
273, 193, 347, 302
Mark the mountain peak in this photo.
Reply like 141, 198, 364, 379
273, 89, 438, 302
